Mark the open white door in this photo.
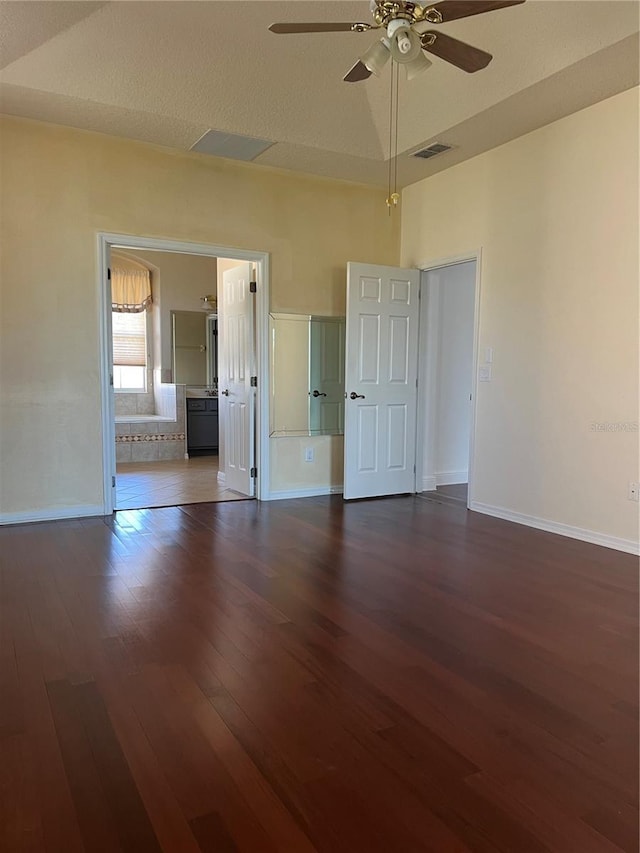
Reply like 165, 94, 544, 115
344, 262, 420, 500
219, 262, 255, 497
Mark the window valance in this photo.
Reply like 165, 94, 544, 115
111, 267, 152, 313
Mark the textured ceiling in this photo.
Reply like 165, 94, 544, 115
1, 1, 638, 187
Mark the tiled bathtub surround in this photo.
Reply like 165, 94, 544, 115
155, 379, 184, 420
115, 432, 186, 442
115, 384, 186, 462
115, 415, 172, 423
114, 368, 155, 416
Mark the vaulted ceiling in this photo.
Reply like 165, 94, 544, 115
1, 1, 638, 187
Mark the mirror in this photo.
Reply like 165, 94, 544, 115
270, 313, 345, 436
171, 310, 218, 387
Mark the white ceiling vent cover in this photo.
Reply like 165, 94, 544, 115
190, 130, 274, 161
412, 142, 454, 160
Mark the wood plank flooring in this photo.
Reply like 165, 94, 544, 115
0, 496, 637, 852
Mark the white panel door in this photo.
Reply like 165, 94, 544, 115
344, 262, 420, 500
219, 262, 255, 496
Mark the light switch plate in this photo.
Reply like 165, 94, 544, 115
485, 347, 494, 363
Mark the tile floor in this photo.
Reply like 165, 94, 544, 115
115, 456, 250, 510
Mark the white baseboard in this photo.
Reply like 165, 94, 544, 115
436, 471, 468, 486
421, 475, 437, 492
267, 485, 343, 501
0, 504, 106, 526
470, 500, 639, 555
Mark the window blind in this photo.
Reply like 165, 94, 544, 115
112, 311, 147, 367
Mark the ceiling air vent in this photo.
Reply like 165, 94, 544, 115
190, 129, 274, 161
412, 142, 453, 160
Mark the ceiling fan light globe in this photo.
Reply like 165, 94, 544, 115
390, 28, 423, 64
361, 38, 391, 76
405, 52, 432, 80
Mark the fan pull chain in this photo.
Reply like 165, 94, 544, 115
393, 58, 400, 202
386, 60, 400, 213
387, 60, 394, 214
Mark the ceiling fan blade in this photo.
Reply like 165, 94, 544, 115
269, 22, 374, 34
424, 0, 525, 24
344, 60, 372, 83
421, 31, 492, 72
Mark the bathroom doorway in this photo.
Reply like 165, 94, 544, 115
418, 258, 479, 508
98, 234, 270, 514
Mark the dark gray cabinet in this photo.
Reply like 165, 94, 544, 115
187, 398, 218, 455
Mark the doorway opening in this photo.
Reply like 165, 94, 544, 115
418, 257, 480, 508
98, 234, 270, 515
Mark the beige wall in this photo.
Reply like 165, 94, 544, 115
0, 117, 398, 516
402, 88, 639, 548
119, 249, 217, 379
110, 253, 146, 273
270, 435, 345, 495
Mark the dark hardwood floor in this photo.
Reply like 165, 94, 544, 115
1, 496, 637, 852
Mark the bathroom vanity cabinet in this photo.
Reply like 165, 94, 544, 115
186, 397, 218, 455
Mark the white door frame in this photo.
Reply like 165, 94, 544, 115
97, 232, 270, 514
415, 250, 482, 508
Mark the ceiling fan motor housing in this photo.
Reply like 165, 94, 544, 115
372, 1, 433, 28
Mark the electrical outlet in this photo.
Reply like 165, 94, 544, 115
628, 482, 639, 502
304, 447, 314, 463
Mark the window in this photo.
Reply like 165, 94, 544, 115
112, 310, 147, 391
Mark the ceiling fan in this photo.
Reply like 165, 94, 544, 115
269, 0, 525, 82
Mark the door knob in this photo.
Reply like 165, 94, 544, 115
312, 390, 327, 397
221, 389, 229, 396
350, 392, 365, 400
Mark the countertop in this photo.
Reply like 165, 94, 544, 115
186, 388, 218, 399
